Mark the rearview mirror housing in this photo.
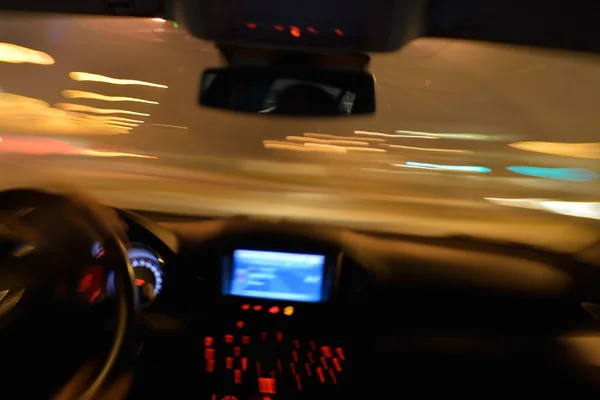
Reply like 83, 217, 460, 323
199, 66, 376, 116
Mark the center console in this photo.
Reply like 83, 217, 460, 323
198, 247, 352, 400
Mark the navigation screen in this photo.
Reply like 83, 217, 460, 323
226, 249, 326, 302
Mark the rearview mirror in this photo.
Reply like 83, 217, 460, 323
199, 67, 376, 116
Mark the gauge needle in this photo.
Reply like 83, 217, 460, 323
135, 278, 146, 286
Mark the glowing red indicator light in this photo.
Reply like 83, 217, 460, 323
253, 305, 262, 311
241, 304, 250, 310
89, 288, 101, 303
135, 278, 146, 286
290, 26, 301, 38
268, 305, 280, 314
78, 273, 93, 292
334, 28, 343, 36
246, 23, 257, 29
307, 27, 316, 33
274, 25, 284, 31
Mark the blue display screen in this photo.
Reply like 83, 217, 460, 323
227, 249, 326, 302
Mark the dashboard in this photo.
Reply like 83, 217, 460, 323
108, 209, 600, 398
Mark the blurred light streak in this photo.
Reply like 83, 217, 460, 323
355, 130, 437, 139
263, 140, 347, 154
396, 129, 514, 141
0, 135, 154, 158
485, 198, 600, 221
0, 42, 54, 64
149, 123, 188, 129
86, 116, 144, 124
151, 18, 166, 22
62, 90, 159, 104
304, 133, 385, 142
509, 141, 600, 160
55, 103, 150, 116
286, 135, 369, 146
396, 161, 491, 173
304, 142, 386, 152
507, 166, 599, 182
69, 72, 168, 88
0, 94, 135, 134
384, 144, 473, 153
80, 149, 157, 159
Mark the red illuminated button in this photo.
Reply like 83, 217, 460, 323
253, 305, 262, 311
268, 306, 280, 314
332, 358, 342, 372
276, 331, 283, 343
236, 321, 244, 329
241, 357, 248, 371
234, 369, 242, 384
226, 357, 233, 369
328, 368, 337, 385
321, 346, 333, 358
205, 348, 215, 360
290, 362, 296, 375
305, 363, 311, 376
242, 336, 251, 345
206, 359, 215, 372
225, 335, 234, 344
241, 304, 250, 311
293, 340, 300, 349
295, 374, 302, 390
307, 352, 314, 363
258, 378, 276, 394
234, 347, 241, 357
292, 351, 298, 362
256, 361, 262, 377
222, 396, 237, 400
204, 337, 214, 347
320, 356, 328, 369
316, 367, 326, 384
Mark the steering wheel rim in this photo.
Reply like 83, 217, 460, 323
0, 188, 136, 400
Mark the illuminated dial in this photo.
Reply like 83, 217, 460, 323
107, 244, 164, 308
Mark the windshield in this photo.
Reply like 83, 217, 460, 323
1, 13, 599, 252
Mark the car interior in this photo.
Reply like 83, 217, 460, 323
0, 1, 599, 399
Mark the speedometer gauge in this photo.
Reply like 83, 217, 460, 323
107, 244, 164, 308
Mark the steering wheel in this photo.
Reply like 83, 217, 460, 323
0, 188, 136, 399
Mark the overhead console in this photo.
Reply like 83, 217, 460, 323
175, 0, 427, 52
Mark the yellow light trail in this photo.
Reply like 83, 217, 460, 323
304, 133, 386, 142
286, 135, 369, 146
55, 103, 151, 116
0, 43, 54, 65
384, 144, 473, 153
62, 90, 159, 104
69, 72, 168, 88
509, 141, 600, 160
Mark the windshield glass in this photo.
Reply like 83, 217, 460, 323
1, 13, 598, 252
